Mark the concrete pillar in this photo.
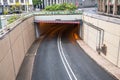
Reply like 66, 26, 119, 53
62, 0, 64, 3
46, 0, 48, 6
64, 0, 66, 3
61, 0, 63, 3
113, 0, 118, 15
98, 0, 100, 11
100, 0, 103, 11
48, 0, 50, 5
59, 0, 61, 3
42, 0, 45, 8
102, 0, 106, 12
51, 0, 53, 5
107, 0, 110, 13
52, 0, 55, 4
56, 0, 58, 4
98, 0, 102, 11
54, 0, 56, 4
65, 0, 67, 3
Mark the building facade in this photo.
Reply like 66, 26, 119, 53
68, 0, 97, 8
0, 0, 33, 14
43, 0, 68, 8
98, 0, 120, 15
43, 0, 97, 8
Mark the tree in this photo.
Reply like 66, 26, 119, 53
33, 0, 43, 9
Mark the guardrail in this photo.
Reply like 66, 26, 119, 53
83, 13, 120, 68
0, 13, 33, 39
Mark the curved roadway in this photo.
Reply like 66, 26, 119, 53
32, 24, 117, 80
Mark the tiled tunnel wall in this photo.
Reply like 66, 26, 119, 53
0, 17, 35, 80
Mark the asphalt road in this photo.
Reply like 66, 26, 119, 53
32, 25, 117, 80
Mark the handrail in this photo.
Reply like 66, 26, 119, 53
83, 20, 104, 54
0, 13, 33, 39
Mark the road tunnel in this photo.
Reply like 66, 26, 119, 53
35, 20, 81, 41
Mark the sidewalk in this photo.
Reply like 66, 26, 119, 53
77, 40, 120, 80
16, 38, 41, 80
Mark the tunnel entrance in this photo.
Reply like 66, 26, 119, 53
35, 20, 81, 40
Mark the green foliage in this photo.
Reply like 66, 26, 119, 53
10, 5, 16, 12
45, 3, 77, 11
33, 0, 42, 5
3, 9, 8, 15
4, 10, 8, 15
7, 15, 19, 24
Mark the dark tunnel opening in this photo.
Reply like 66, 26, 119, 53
37, 21, 81, 41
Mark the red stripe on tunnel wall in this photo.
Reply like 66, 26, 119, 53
35, 20, 80, 24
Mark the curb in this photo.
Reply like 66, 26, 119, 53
77, 40, 120, 80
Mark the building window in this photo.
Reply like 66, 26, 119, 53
25, 0, 29, 4
109, 0, 114, 5
16, 0, 19, 2
3, 0, 8, 4
118, 0, 120, 4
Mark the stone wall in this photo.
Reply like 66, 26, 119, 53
83, 13, 120, 67
0, 17, 35, 80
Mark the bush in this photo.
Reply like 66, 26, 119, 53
3, 9, 8, 15
65, 3, 77, 10
7, 15, 19, 24
45, 3, 77, 11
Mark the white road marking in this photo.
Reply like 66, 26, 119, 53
57, 33, 78, 80
57, 35, 73, 80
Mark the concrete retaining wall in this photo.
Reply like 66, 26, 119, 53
0, 17, 35, 80
82, 14, 120, 67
